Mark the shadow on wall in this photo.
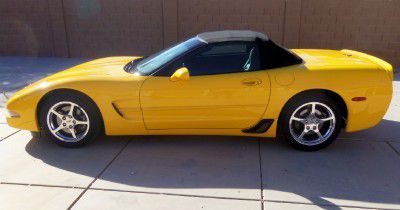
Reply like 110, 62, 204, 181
24, 118, 400, 209
0, 19, 39, 56
77, 0, 101, 19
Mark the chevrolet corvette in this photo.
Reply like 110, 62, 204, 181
5, 30, 393, 150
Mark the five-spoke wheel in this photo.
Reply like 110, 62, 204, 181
39, 91, 102, 147
47, 101, 90, 142
289, 102, 336, 146
280, 94, 343, 151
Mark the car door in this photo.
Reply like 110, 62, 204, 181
140, 41, 271, 130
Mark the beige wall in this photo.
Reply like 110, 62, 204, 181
0, 0, 399, 66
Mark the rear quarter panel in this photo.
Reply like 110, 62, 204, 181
263, 63, 392, 137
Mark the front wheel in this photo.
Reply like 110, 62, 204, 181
39, 92, 102, 147
280, 95, 343, 151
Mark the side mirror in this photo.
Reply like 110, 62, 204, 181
170, 67, 190, 82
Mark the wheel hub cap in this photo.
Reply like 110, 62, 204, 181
289, 102, 336, 146
46, 101, 90, 142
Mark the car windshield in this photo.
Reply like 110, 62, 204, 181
131, 38, 203, 75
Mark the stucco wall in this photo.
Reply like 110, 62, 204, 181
0, 0, 399, 66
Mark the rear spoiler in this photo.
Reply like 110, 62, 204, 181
341, 49, 393, 80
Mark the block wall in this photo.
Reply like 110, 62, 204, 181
0, 0, 399, 66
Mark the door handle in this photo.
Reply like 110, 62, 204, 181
242, 78, 262, 86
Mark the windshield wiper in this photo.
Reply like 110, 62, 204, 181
123, 57, 147, 72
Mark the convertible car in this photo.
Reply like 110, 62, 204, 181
5, 30, 393, 151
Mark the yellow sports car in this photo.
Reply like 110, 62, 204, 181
5, 30, 393, 151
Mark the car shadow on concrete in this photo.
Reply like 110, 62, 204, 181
24, 119, 400, 209
260, 120, 400, 209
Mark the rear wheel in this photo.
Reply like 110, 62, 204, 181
39, 92, 102, 147
280, 94, 343, 151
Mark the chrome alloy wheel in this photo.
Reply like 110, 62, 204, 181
289, 102, 336, 146
46, 101, 90, 142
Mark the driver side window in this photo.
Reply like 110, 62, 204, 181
163, 41, 260, 76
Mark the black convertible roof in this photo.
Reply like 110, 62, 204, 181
196, 30, 269, 43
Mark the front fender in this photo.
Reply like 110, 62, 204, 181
6, 75, 148, 135
6, 80, 49, 131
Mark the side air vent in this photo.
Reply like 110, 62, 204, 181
242, 119, 274, 134
111, 103, 123, 117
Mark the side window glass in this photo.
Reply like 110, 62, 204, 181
170, 41, 260, 76
201, 44, 247, 56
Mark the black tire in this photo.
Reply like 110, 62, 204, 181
280, 93, 343, 151
39, 91, 102, 148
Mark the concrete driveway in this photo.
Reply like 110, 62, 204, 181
0, 57, 399, 210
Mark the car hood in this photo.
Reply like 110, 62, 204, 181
6, 56, 147, 104
41, 56, 142, 81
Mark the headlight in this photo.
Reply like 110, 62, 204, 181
5, 109, 20, 118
